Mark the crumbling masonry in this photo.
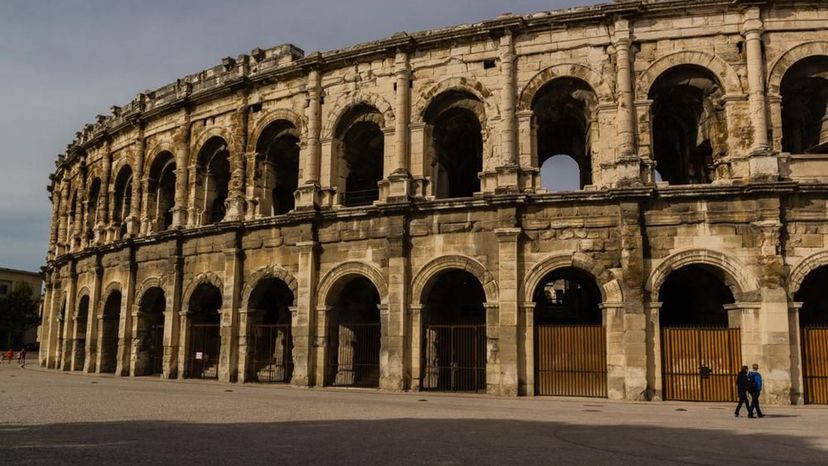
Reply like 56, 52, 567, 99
40, 0, 828, 405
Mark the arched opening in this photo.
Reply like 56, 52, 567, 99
421, 269, 486, 392
136, 287, 165, 376
186, 283, 222, 379
335, 104, 384, 207
533, 78, 596, 190
649, 65, 727, 185
324, 276, 381, 387
85, 179, 101, 243
533, 267, 606, 397
424, 91, 484, 198
147, 152, 176, 232
248, 278, 294, 383
73, 295, 89, 371
539, 155, 582, 192
100, 290, 122, 374
658, 264, 740, 402
781, 55, 828, 154
256, 121, 300, 216
112, 166, 133, 238
194, 137, 230, 224
794, 265, 828, 404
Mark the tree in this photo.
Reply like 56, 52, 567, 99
0, 283, 40, 348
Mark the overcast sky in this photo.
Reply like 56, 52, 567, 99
0, 0, 596, 272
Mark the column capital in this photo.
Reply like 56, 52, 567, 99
494, 227, 522, 242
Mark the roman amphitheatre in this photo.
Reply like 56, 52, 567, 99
39, 0, 828, 405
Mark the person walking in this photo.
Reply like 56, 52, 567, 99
5, 348, 12, 365
734, 365, 751, 417
17, 348, 26, 368
748, 363, 764, 418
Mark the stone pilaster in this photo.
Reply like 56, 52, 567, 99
742, 8, 776, 180
172, 118, 191, 228
163, 249, 183, 379
296, 70, 322, 210
643, 301, 663, 400
292, 240, 318, 386
381, 216, 407, 390
115, 249, 137, 376
787, 302, 805, 405
384, 49, 414, 202
220, 233, 243, 382
56, 180, 70, 256
612, 19, 641, 185
618, 201, 647, 400
225, 102, 249, 221
494, 32, 520, 193
126, 125, 145, 237
60, 267, 77, 371
96, 144, 112, 243
495, 227, 521, 396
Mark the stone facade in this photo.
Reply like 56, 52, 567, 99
39, 0, 828, 405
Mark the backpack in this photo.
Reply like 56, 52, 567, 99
746, 372, 757, 392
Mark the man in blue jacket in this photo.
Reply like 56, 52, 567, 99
748, 363, 764, 418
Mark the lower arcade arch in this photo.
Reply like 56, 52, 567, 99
420, 269, 487, 392
73, 295, 90, 371
657, 264, 741, 402
532, 267, 606, 398
324, 275, 381, 388
794, 265, 828, 404
247, 278, 295, 383
185, 283, 222, 379
135, 287, 166, 376
100, 291, 122, 374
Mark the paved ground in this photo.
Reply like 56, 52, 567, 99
0, 361, 826, 465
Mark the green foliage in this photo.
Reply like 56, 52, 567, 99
0, 283, 41, 339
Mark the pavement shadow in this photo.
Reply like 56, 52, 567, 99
0, 418, 825, 465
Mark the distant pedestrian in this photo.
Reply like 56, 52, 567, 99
734, 365, 751, 417
748, 363, 764, 418
18, 348, 26, 368
5, 348, 12, 365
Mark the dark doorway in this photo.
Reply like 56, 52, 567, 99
425, 91, 484, 199
533, 267, 606, 397
533, 78, 596, 190
421, 270, 486, 392
74, 295, 89, 371
659, 264, 741, 402
325, 276, 381, 387
137, 287, 165, 376
100, 291, 122, 374
186, 283, 222, 379
794, 265, 828, 404
248, 278, 294, 383
148, 152, 176, 231
257, 121, 300, 215
781, 56, 828, 154
195, 137, 231, 224
649, 65, 727, 185
336, 105, 384, 207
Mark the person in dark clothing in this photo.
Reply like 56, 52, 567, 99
748, 363, 764, 418
735, 365, 751, 417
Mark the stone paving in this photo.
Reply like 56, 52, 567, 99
1, 362, 827, 465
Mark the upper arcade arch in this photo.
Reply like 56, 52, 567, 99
324, 92, 395, 140
523, 253, 623, 306
645, 249, 757, 304
240, 265, 299, 311
412, 255, 498, 305
518, 63, 615, 111
318, 261, 389, 308
254, 119, 300, 215
636, 50, 744, 98
249, 108, 307, 150
413, 77, 499, 124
